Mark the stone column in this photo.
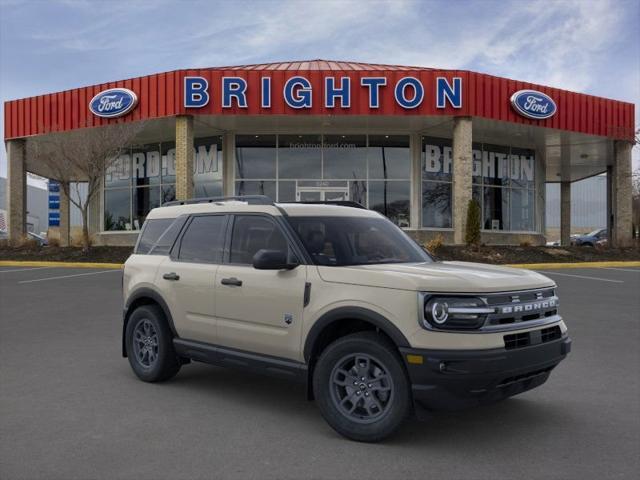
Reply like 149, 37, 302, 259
611, 141, 633, 247
452, 117, 473, 244
409, 133, 422, 229
560, 181, 571, 246
175, 115, 194, 201
59, 182, 70, 247
6, 139, 27, 244
222, 132, 235, 197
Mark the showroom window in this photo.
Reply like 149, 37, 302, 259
422, 137, 537, 232
234, 134, 410, 227
104, 136, 223, 231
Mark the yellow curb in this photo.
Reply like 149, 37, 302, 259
505, 261, 640, 270
0, 260, 123, 269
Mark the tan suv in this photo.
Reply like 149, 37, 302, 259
122, 195, 571, 442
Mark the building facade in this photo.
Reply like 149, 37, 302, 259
3, 60, 636, 247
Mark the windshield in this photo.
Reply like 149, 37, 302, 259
286, 216, 432, 266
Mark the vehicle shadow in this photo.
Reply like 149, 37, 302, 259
166, 362, 571, 446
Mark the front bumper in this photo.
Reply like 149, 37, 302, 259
400, 334, 571, 412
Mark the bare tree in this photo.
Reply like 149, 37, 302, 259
27, 121, 144, 250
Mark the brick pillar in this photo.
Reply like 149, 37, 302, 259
560, 181, 571, 246
175, 115, 194, 201
59, 182, 70, 247
6, 139, 27, 244
452, 117, 473, 244
409, 133, 422, 229
611, 141, 633, 247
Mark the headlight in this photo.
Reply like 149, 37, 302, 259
422, 296, 494, 330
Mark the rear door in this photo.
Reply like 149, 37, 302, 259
156, 214, 228, 344
214, 214, 307, 360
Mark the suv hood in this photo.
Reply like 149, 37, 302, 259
316, 261, 555, 293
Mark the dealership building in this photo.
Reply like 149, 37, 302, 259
3, 60, 635, 246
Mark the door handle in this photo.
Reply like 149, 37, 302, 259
221, 277, 242, 287
162, 272, 180, 281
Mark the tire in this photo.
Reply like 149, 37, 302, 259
125, 305, 181, 382
313, 331, 411, 442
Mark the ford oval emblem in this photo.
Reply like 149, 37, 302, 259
510, 89, 556, 120
89, 88, 138, 118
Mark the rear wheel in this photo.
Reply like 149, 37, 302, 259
125, 305, 180, 382
313, 332, 411, 442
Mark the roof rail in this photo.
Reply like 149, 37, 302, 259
162, 195, 274, 207
295, 200, 367, 209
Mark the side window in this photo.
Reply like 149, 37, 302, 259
229, 215, 288, 265
148, 216, 188, 255
177, 215, 226, 263
136, 218, 174, 254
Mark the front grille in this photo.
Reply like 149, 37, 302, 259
504, 326, 562, 350
497, 366, 554, 387
484, 288, 558, 328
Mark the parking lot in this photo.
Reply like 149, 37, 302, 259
1, 264, 639, 480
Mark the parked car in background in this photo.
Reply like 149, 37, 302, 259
572, 229, 607, 247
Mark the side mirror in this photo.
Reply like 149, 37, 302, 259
252, 249, 299, 270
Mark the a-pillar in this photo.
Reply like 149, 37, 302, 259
560, 181, 571, 246
6, 139, 27, 244
452, 117, 473, 244
175, 115, 194, 201
610, 141, 633, 247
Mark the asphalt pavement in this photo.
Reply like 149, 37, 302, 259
0, 265, 639, 480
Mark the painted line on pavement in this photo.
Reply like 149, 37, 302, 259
509, 261, 640, 270
0, 260, 123, 269
540, 271, 624, 283
18, 270, 121, 284
0, 266, 57, 274
599, 267, 640, 273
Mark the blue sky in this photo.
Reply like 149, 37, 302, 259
1, 0, 638, 179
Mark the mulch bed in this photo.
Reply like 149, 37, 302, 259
1, 243, 638, 265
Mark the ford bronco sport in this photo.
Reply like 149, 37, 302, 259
122, 195, 570, 442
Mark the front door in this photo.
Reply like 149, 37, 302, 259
214, 214, 307, 361
295, 181, 350, 202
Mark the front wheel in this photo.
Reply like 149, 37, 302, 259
313, 332, 411, 442
125, 305, 181, 382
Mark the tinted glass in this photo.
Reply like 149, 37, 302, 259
278, 134, 322, 179
510, 188, 535, 231
132, 186, 160, 230
235, 180, 276, 201
149, 216, 188, 255
132, 143, 161, 187
422, 181, 452, 228
288, 216, 430, 266
105, 153, 131, 188
484, 186, 509, 230
178, 215, 227, 263
422, 137, 452, 182
136, 218, 174, 254
368, 135, 410, 179
510, 147, 535, 188
230, 216, 289, 264
323, 135, 367, 179
482, 144, 510, 186
368, 181, 410, 227
161, 142, 176, 184
104, 188, 131, 231
235, 135, 276, 179
194, 136, 223, 197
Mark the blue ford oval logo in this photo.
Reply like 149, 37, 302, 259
89, 88, 138, 118
510, 89, 556, 120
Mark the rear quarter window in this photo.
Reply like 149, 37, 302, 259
135, 219, 175, 254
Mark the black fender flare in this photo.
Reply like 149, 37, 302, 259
122, 287, 178, 357
303, 306, 411, 363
